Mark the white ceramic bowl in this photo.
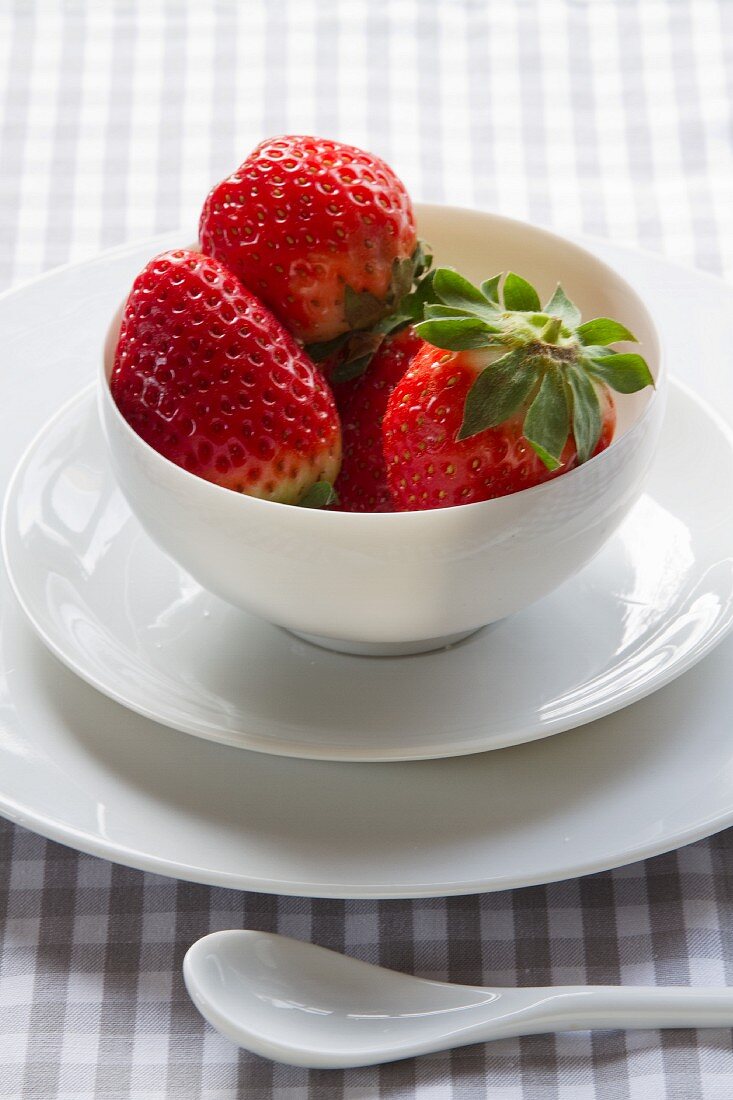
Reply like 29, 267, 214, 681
99, 205, 665, 656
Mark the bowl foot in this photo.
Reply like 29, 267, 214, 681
286, 628, 483, 657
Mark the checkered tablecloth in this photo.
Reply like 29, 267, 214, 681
2, 1, 733, 1096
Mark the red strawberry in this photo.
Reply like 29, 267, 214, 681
110, 249, 341, 505
384, 346, 616, 509
333, 327, 425, 512
199, 135, 419, 346
383, 269, 654, 511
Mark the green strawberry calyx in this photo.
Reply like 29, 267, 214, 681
297, 481, 340, 509
414, 268, 655, 471
306, 240, 434, 382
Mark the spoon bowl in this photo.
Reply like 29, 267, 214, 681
183, 930, 733, 1069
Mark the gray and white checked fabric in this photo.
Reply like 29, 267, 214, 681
2, 1, 733, 1096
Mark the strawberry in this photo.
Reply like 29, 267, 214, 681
383, 270, 654, 511
333, 327, 425, 512
110, 249, 341, 505
199, 135, 420, 347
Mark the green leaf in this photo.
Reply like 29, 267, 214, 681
348, 330, 384, 358
433, 268, 501, 324
433, 267, 486, 307
344, 285, 385, 330
423, 303, 475, 320
415, 316, 500, 351
503, 272, 542, 312
402, 267, 435, 312
544, 285, 581, 327
585, 352, 655, 394
377, 313, 412, 337
582, 344, 615, 360
369, 243, 437, 336
329, 331, 384, 382
377, 305, 416, 336
457, 350, 537, 440
576, 317, 638, 346
566, 364, 602, 464
298, 481, 339, 509
480, 274, 502, 304
411, 238, 433, 280
389, 269, 439, 327
305, 334, 349, 363
523, 367, 570, 470
330, 354, 373, 383
411, 267, 437, 305
528, 441, 562, 471
389, 256, 415, 304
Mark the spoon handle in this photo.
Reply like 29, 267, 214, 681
500, 985, 733, 1037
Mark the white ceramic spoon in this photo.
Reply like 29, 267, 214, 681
183, 930, 733, 1069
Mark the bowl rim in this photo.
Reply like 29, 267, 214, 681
100, 202, 665, 524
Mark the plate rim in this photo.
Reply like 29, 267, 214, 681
4, 379, 733, 762
1, 769, 733, 899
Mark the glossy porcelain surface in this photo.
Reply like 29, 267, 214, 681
99, 206, 664, 654
4, 381, 732, 761
0, 233, 731, 896
183, 931, 733, 1068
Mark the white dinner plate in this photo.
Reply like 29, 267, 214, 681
3, 379, 733, 761
0, 230, 732, 896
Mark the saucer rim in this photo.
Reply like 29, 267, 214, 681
4, 377, 733, 762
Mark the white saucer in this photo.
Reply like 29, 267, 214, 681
0, 231, 733, 895
4, 376, 733, 761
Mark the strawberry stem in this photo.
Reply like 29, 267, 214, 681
540, 317, 562, 344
